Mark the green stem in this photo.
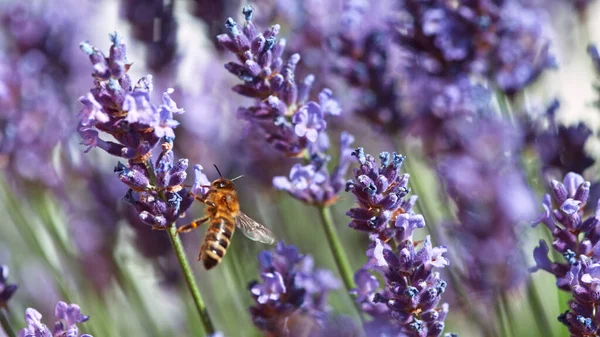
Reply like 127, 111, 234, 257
0, 308, 16, 337
144, 158, 214, 334
316, 206, 363, 319
526, 279, 555, 337
500, 294, 517, 337
496, 90, 513, 121
494, 297, 512, 337
167, 225, 215, 335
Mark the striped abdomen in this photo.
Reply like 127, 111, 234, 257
200, 217, 234, 270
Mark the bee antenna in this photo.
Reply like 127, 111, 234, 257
231, 175, 244, 182
213, 164, 223, 178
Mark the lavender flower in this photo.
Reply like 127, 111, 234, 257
78, 33, 183, 159
557, 256, 600, 336
18, 301, 92, 337
530, 172, 597, 288
395, 0, 554, 95
248, 242, 340, 336
273, 132, 354, 206
353, 238, 450, 337
328, 1, 406, 133
78, 33, 198, 230
524, 100, 594, 176
343, 146, 452, 335
190, 0, 238, 51
0, 1, 90, 187
121, 0, 178, 71
119, 143, 195, 230
568, 0, 597, 13
344, 147, 418, 241
440, 117, 535, 294
0, 265, 17, 306
218, 6, 341, 157
404, 77, 493, 157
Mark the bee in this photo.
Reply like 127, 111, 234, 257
178, 165, 276, 269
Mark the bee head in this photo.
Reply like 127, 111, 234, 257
212, 178, 235, 190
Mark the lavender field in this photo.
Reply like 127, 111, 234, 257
1, 0, 600, 336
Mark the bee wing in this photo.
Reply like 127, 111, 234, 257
235, 212, 276, 245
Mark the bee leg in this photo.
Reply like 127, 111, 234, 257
177, 216, 210, 234
192, 195, 216, 208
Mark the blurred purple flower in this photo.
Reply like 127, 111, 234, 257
524, 99, 594, 176
0, 265, 17, 306
569, 0, 597, 13
252, 0, 344, 75
273, 132, 354, 206
405, 77, 493, 157
121, 0, 178, 71
440, 117, 536, 295
190, 0, 241, 51
18, 301, 92, 337
395, 0, 554, 94
249, 242, 340, 336
0, 1, 90, 187
492, 2, 556, 95
345, 147, 420, 241
218, 6, 342, 157
328, 1, 406, 133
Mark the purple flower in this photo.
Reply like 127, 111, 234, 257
121, 0, 178, 71
492, 2, 556, 94
531, 172, 600, 293
18, 301, 92, 337
273, 132, 354, 205
345, 147, 418, 240
524, 99, 595, 176
0, 265, 17, 306
557, 256, 600, 336
352, 237, 451, 336
218, 6, 342, 157
122, 144, 194, 230
569, 0, 597, 12
190, 164, 211, 199
395, 0, 554, 94
0, 1, 90, 187
78, 93, 109, 126
78, 34, 185, 161
440, 117, 535, 294
78, 33, 198, 234
292, 102, 327, 142
343, 146, 453, 336
249, 242, 340, 336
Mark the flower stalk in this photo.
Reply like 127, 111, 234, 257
0, 308, 16, 337
167, 224, 215, 335
144, 159, 215, 335
317, 206, 362, 317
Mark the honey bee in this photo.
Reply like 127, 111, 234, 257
178, 165, 276, 269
